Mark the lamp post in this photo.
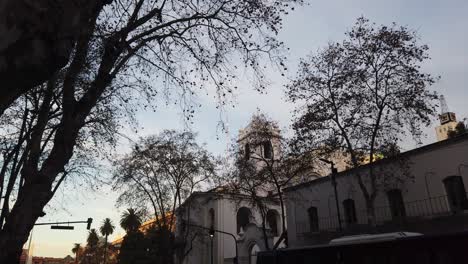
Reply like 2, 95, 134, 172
209, 227, 214, 264
187, 223, 238, 264
320, 158, 343, 232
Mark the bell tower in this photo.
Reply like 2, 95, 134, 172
435, 95, 458, 141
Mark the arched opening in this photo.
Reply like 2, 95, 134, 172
208, 208, 215, 230
237, 207, 252, 233
249, 243, 260, 264
266, 209, 280, 236
307, 206, 319, 232
443, 175, 468, 212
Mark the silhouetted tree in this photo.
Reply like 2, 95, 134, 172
120, 209, 142, 233
287, 17, 438, 225
114, 131, 216, 230
114, 130, 216, 263
87, 229, 100, 248
82, 229, 102, 264
146, 226, 174, 264
0, 79, 113, 259
72, 243, 83, 264
0, 0, 301, 262
117, 208, 148, 264
0, 0, 111, 116
100, 218, 115, 264
448, 122, 467, 138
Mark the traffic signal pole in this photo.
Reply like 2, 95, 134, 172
35, 218, 93, 229
185, 223, 238, 264
25, 218, 92, 264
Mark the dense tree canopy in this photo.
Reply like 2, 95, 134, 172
0, 0, 111, 116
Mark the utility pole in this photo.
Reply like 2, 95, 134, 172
320, 158, 343, 232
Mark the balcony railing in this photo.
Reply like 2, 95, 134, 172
296, 194, 466, 234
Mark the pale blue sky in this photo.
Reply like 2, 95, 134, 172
30, 0, 468, 257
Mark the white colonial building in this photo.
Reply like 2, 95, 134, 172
285, 134, 468, 247
175, 191, 283, 264
175, 106, 468, 262
175, 115, 286, 264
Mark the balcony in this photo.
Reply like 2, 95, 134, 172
295, 193, 468, 241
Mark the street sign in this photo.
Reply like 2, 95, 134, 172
50, 225, 74, 230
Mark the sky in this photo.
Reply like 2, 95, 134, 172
29, 0, 468, 258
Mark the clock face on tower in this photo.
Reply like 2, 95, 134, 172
439, 112, 456, 125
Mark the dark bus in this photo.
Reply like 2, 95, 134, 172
257, 231, 468, 264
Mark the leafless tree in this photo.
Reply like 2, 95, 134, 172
113, 130, 217, 263
287, 17, 438, 225
0, 0, 112, 116
0, 0, 301, 261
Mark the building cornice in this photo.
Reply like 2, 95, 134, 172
284, 134, 468, 193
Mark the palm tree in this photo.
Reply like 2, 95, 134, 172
85, 229, 100, 264
100, 218, 115, 264
71, 243, 81, 264
120, 208, 142, 233
87, 229, 100, 248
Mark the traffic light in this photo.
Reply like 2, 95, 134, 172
86, 218, 93, 230
209, 227, 215, 238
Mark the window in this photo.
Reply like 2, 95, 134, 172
208, 208, 215, 230
443, 176, 468, 212
245, 143, 250, 160
266, 210, 280, 236
308, 206, 319, 232
263, 141, 272, 159
387, 189, 406, 219
343, 199, 357, 225
237, 207, 252, 233
249, 244, 260, 264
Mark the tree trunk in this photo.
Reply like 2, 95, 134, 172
0, 0, 108, 116
365, 199, 377, 228
0, 183, 51, 263
260, 214, 270, 251
277, 191, 287, 240
103, 235, 108, 264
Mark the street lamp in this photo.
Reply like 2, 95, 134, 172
319, 158, 343, 232
209, 227, 214, 264
185, 223, 238, 264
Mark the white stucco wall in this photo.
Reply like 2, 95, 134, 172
177, 193, 284, 264
285, 136, 468, 247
